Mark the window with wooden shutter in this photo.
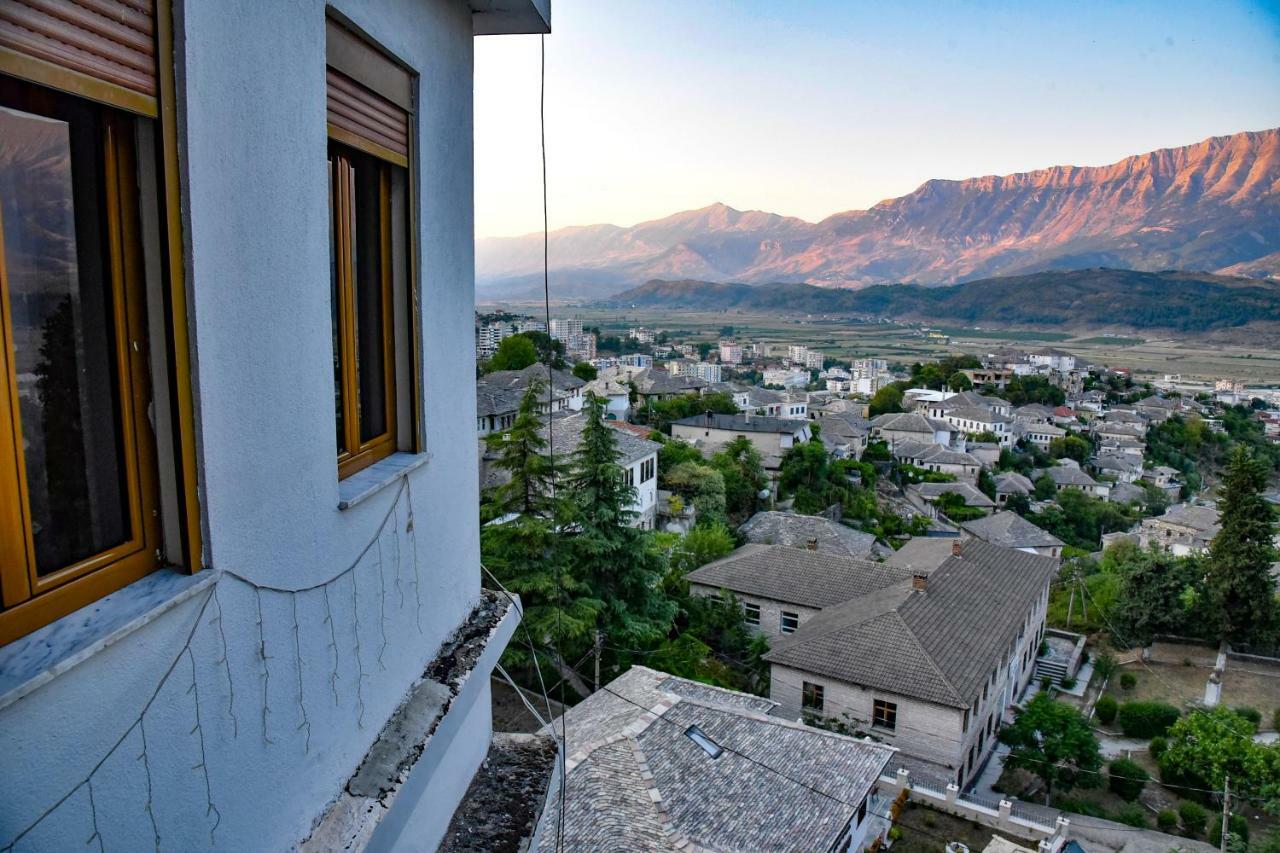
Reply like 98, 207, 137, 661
0, 0, 159, 117
326, 17, 411, 167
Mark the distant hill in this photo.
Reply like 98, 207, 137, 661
479, 128, 1280, 297
604, 269, 1280, 337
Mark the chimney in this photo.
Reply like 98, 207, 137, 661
806, 538, 818, 551
952, 539, 963, 557
912, 573, 927, 592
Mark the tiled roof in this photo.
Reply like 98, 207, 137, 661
883, 536, 959, 574
538, 666, 893, 853
479, 412, 659, 490
476, 384, 526, 418
994, 472, 1035, 495
945, 406, 1013, 425
672, 413, 808, 435
737, 511, 877, 558
910, 481, 996, 508
1041, 466, 1100, 488
1108, 482, 1147, 504
686, 544, 912, 609
1153, 504, 1220, 534
764, 540, 1058, 708
633, 369, 707, 395
484, 363, 584, 392
961, 511, 1064, 549
870, 412, 944, 434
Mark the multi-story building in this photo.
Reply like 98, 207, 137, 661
476, 320, 512, 358
763, 368, 810, 389
549, 317, 583, 341
0, 3, 551, 850
691, 361, 723, 383
628, 327, 656, 344
690, 542, 1055, 788
719, 341, 743, 364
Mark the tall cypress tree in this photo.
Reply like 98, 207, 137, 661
1205, 447, 1278, 645
567, 394, 676, 684
481, 379, 599, 693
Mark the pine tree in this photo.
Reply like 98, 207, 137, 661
484, 380, 560, 519
566, 394, 676, 685
1206, 447, 1278, 645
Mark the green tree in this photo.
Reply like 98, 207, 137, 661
868, 384, 905, 416
778, 440, 834, 513
572, 361, 598, 382
665, 461, 727, 526
1110, 547, 1205, 647
519, 330, 567, 370
948, 372, 974, 392
1050, 435, 1092, 464
566, 395, 677, 685
483, 381, 560, 518
486, 334, 538, 372
1160, 707, 1280, 815
1205, 448, 1278, 645
1034, 474, 1057, 501
709, 437, 767, 524
999, 692, 1102, 804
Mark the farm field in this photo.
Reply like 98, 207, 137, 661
521, 307, 1280, 386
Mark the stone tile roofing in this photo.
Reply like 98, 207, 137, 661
633, 368, 707, 395
483, 363, 584, 393
737, 511, 876, 558
479, 412, 660, 490
1108, 482, 1148, 504
994, 472, 1035, 495
909, 481, 996, 508
538, 666, 893, 853
893, 440, 980, 468
961, 511, 1064, 550
1153, 504, 1220, 534
883, 536, 959, 574
476, 384, 527, 418
945, 405, 1013, 425
1040, 466, 1101, 488
686, 544, 913, 609
764, 540, 1058, 708
871, 411, 949, 434
672, 412, 809, 435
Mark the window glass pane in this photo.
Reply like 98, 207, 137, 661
350, 155, 386, 443
0, 97, 131, 575
329, 158, 345, 454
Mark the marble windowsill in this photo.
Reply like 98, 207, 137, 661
338, 451, 431, 511
0, 568, 216, 712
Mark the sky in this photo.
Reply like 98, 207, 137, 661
474, 0, 1280, 239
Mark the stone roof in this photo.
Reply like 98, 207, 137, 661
893, 440, 980, 468
672, 412, 808, 435
538, 666, 893, 853
945, 406, 1013, 425
1091, 453, 1143, 474
764, 540, 1058, 708
1040, 466, 1100, 488
484, 363, 584, 393
687, 544, 912, 609
480, 412, 660, 490
1107, 482, 1148, 504
961, 511, 1064, 550
737, 511, 876, 558
883, 536, 960, 574
942, 391, 1009, 410
476, 384, 527, 418
633, 368, 707, 395
909, 481, 996, 508
870, 412, 948, 434
1152, 504, 1220, 534
994, 472, 1035, 496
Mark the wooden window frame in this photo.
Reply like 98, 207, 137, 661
0, 0, 203, 647
0, 91, 159, 644
873, 698, 898, 731
330, 144, 398, 480
801, 681, 824, 713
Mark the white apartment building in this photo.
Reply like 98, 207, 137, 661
691, 362, 723, 383
628, 327, 656, 344
719, 342, 744, 364
764, 368, 810, 388
0, 2, 551, 850
549, 317, 583, 340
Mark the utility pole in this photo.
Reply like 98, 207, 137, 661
1220, 775, 1230, 852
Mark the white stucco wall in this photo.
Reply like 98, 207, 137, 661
0, 2, 493, 850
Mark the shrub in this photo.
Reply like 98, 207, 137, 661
1114, 803, 1148, 828
1156, 810, 1177, 832
1148, 736, 1167, 759
1040, 675, 1052, 690
1117, 701, 1180, 738
1232, 706, 1261, 731
1274, 708, 1280, 732
1054, 797, 1108, 819
1119, 672, 1137, 690
1178, 801, 1207, 836
1108, 757, 1150, 801
1095, 695, 1118, 725
1061, 676, 1077, 690
1093, 652, 1118, 682
1209, 814, 1249, 847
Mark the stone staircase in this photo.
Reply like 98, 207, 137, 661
1034, 657, 1069, 687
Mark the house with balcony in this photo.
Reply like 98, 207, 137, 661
757, 540, 1056, 788
538, 666, 895, 852
0, 2, 551, 850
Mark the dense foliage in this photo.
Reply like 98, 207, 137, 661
1159, 707, 1280, 817
632, 391, 739, 432
1000, 692, 1102, 804
1205, 448, 1279, 646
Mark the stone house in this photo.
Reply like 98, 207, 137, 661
893, 441, 983, 483
960, 511, 1064, 558
870, 412, 958, 451
994, 472, 1035, 507
671, 412, 811, 471
762, 540, 1056, 787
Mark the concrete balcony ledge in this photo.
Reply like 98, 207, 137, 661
301, 589, 519, 852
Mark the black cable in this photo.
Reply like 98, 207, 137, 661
538, 32, 566, 853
